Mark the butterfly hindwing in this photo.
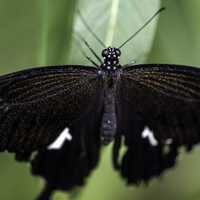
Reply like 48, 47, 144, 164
0, 65, 103, 154
31, 90, 103, 199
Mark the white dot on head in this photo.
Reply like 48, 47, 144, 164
98, 70, 102, 75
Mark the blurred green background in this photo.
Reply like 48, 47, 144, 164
1, 0, 200, 200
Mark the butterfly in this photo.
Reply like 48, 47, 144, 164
1, 7, 200, 200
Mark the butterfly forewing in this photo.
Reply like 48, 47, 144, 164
119, 64, 200, 147
0, 65, 103, 153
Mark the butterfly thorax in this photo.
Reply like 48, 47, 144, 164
100, 47, 121, 72
99, 47, 121, 144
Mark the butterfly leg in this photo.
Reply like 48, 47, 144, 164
112, 133, 122, 169
80, 130, 87, 158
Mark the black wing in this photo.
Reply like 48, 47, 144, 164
115, 64, 200, 183
0, 65, 103, 153
31, 94, 102, 200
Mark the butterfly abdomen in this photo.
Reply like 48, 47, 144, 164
100, 80, 117, 145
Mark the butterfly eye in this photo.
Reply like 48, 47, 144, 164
115, 49, 121, 57
102, 49, 108, 57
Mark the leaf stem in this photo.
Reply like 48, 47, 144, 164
105, 0, 120, 47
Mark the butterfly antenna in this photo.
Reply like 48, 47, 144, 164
118, 7, 166, 49
74, 36, 99, 67
77, 9, 106, 48
77, 32, 103, 64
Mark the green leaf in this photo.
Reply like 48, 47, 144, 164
149, 0, 200, 66
40, 0, 77, 65
69, 0, 161, 65
0, 0, 77, 74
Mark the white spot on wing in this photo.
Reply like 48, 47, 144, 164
142, 127, 158, 146
165, 138, 173, 145
48, 127, 72, 150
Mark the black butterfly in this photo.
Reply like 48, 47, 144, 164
1, 7, 200, 200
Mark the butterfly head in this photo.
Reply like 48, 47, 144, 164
101, 47, 121, 71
